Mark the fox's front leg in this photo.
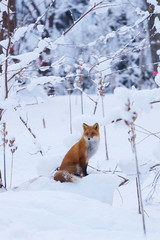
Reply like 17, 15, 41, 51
80, 156, 88, 176
83, 164, 88, 176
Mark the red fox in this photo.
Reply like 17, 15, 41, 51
54, 123, 100, 182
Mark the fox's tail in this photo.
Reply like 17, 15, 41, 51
54, 170, 79, 183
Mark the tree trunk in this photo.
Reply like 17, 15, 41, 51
10, 0, 17, 33
49, 0, 56, 28
0, 0, 16, 71
145, 0, 160, 72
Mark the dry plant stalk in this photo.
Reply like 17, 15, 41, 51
0, 170, 4, 188
2, 123, 8, 189
9, 138, 18, 188
4, 0, 12, 98
88, 164, 129, 187
98, 76, 109, 160
67, 76, 72, 134
17, 114, 43, 156
42, 118, 46, 128
125, 100, 146, 236
76, 60, 84, 115
0, 111, 5, 189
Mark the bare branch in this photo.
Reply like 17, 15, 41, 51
5, 0, 11, 99
88, 164, 129, 187
14, 108, 43, 156
64, 1, 104, 36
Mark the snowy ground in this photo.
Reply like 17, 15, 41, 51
1, 90, 160, 239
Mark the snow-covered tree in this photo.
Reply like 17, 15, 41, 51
0, 0, 156, 97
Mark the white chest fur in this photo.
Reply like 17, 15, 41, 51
84, 136, 99, 161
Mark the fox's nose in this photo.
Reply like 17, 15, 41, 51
88, 138, 90, 140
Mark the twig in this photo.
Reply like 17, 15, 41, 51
74, 87, 99, 115
136, 177, 141, 214
119, 178, 129, 187
98, 75, 109, 160
2, 59, 160, 85
67, 75, 72, 134
146, 172, 160, 202
150, 100, 160, 104
101, 96, 109, 160
123, 99, 146, 235
88, 164, 129, 187
9, 138, 18, 188
13, 166, 59, 190
64, 1, 103, 35
34, 0, 56, 28
5, 0, 11, 99
0, 170, 4, 188
3, 123, 7, 188
93, 101, 98, 115
75, 61, 84, 115
136, 135, 151, 145
13, 175, 45, 190
89, 29, 143, 74
19, 115, 43, 156
130, 123, 146, 235
14, 108, 43, 156
135, 124, 160, 140
111, 120, 160, 143
150, 164, 160, 171
69, 9, 75, 24
10, 153, 14, 188
8, 66, 28, 82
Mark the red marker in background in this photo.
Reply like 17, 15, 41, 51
154, 71, 158, 76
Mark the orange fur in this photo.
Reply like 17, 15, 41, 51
54, 123, 100, 183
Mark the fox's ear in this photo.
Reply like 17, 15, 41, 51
93, 123, 99, 130
83, 123, 88, 131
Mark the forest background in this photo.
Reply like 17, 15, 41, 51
1, 0, 160, 97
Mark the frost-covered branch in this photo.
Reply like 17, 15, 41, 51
64, 1, 104, 36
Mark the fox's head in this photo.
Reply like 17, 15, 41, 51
83, 123, 100, 141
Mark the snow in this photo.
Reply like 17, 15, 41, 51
9, 52, 40, 72
0, 39, 9, 49
1, 90, 160, 239
0, 190, 147, 240
146, 0, 157, 5
26, 76, 64, 91
95, 57, 112, 78
154, 5, 160, 14
155, 70, 160, 86
13, 27, 28, 42
50, 35, 65, 50
154, 16, 160, 32
135, 11, 149, 27
0, 98, 18, 111
37, 25, 44, 33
